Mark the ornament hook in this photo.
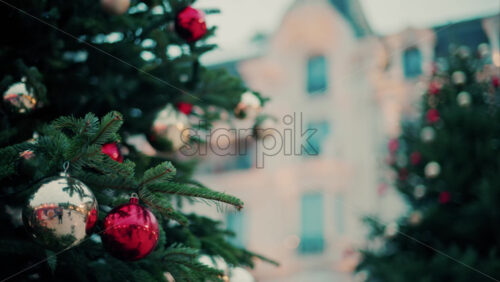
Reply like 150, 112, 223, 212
130, 193, 139, 204
62, 161, 70, 174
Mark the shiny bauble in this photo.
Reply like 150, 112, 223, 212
3, 80, 37, 114
424, 161, 441, 178
176, 101, 193, 115
234, 91, 262, 119
409, 211, 423, 225
175, 6, 207, 42
229, 267, 255, 282
384, 222, 398, 238
101, 195, 159, 261
22, 173, 98, 250
198, 255, 229, 280
426, 109, 439, 124
150, 104, 190, 152
102, 142, 123, 163
420, 126, 435, 143
451, 71, 466, 85
456, 46, 470, 59
198, 255, 228, 272
413, 184, 426, 199
477, 43, 490, 58
457, 91, 471, 107
101, 0, 130, 15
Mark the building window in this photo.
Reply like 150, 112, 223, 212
304, 121, 330, 156
307, 55, 327, 94
403, 47, 422, 78
227, 211, 246, 247
300, 192, 324, 254
334, 194, 345, 234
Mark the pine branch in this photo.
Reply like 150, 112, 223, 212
89, 111, 123, 145
149, 182, 244, 210
140, 188, 188, 225
139, 161, 176, 187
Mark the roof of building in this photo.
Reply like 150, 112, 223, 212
329, 0, 372, 37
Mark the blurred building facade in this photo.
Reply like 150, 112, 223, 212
189, 1, 500, 281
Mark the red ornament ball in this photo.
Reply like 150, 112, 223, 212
177, 102, 193, 115
410, 152, 422, 166
492, 76, 500, 88
428, 81, 441, 95
398, 168, 409, 181
102, 142, 123, 163
175, 6, 207, 42
426, 109, 440, 124
388, 138, 399, 153
439, 191, 451, 204
101, 195, 160, 261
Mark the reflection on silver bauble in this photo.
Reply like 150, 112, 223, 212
424, 162, 441, 178
3, 80, 37, 113
235, 91, 262, 119
23, 173, 98, 250
457, 91, 471, 107
451, 71, 466, 85
150, 104, 190, 152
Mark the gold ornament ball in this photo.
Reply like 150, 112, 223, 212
151, 104, 190, 152
235, 91, 262, 119
22, 173, 98, 250
451, 71, 466, 85
424, 162, 441, 178
457, 91, 471, 107
101, 0, 130, 15
3, 80, 37, 114
409, 211, 423, 225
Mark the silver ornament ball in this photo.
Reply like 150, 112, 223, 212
151, 104, 190, 152
457, 91, 471, 107
229, 267, 255, 282
413, 184, 426, 199
420, 126, 435, 143
424, 162, 441, 178
3, 80, 37, 114
451, 71, 466, 85
477, 43, 490, 58
457, 46, 470, 59
23, 173, 98, 250
235, 91, 262, 119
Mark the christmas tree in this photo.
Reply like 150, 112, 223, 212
357, 46, 500, 281
0, 0, 274, 281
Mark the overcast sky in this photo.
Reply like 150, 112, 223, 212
196, 0, 499, 63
